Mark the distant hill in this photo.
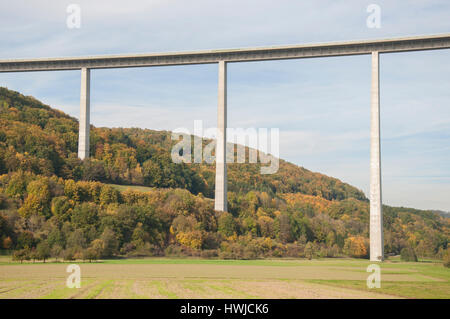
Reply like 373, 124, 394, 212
0, 87, 366, 201
0, 86, 448, 261
432, 210, 450, 219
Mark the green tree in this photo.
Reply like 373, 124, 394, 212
36, 241, 51, 262
100, 227, 118, 257
16, 231, 34, 249
277, 213, 293, 243
51, 244, 63, 262
82, 247, 97, 262
89, 239, 105, 260
71, 202, 99, 230
218, 212, 237, 237
51, 196, 72, 221
18, 178, 52, 218
258, 215, 275, 238
47, 227, 65, 248
82, 159, 106, 181
67, 229, 87, 250
12, 249, 29, 263
5, 171, 29, 200
30, 248, 38, 263
132, 222, 148, 247
99, 185, 120, 206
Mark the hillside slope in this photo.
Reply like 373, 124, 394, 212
0, 87, 448, 261
0, 87, 366, 201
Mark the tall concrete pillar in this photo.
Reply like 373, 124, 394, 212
78, 67, 90, 160
370, 51, 384, 261
215, 61, 227, 211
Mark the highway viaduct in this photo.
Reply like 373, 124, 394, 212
1, 34, 450, 261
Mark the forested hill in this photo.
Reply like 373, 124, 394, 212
0, 87, 448, 262
0, 87, 365, 201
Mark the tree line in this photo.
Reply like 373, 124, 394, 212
1, 171, 448, 263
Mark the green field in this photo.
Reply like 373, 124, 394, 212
0, 256, 448, 299
107, 184, 155, 193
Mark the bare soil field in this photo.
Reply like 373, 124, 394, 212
0, 257, 448, 299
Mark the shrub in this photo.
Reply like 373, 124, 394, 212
127, 242, 155, 257
444, 248, 450, 268
304, 242, 314, 260
2, 236, 13, 250
271, 243, 287, 258
400, 247, 418, 262
63, 248, 75, 261
219, 242, 245, 259
285, 243, 303, 258
175, 230, 203, 249
200, 249, 218, 258
164, 244, 185, 257
326, 244, 340, 258
0, 193, 6, 209
120, 242, 136, 256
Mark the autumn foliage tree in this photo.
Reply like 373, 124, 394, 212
344, 236, 368, 258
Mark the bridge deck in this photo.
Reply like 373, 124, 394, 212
1, 34, 449, 72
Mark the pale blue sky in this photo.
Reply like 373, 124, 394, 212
1, 0, 449, 211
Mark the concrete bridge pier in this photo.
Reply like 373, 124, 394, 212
370, 51, 384, 261
78, 67, 90, 160
214, 61, 228, 212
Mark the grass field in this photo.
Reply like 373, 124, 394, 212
107, 184, 155, 193
0, 256, 448, 299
